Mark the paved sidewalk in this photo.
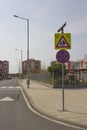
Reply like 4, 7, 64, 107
20, 79, 87, 129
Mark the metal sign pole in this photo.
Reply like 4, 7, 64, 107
62, 28, 65, 111
56, 49, 70, 111
62, 63, 64, 111
57, 23, 66, 111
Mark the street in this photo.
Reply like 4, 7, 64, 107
0, 78, 80, 130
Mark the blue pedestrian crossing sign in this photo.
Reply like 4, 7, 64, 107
54, 33, 71, 50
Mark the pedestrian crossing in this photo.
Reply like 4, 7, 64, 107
0, 86, 21, 90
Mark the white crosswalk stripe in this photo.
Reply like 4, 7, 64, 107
0, 86, 21, 90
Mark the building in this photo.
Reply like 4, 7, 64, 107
66, 60, 85, 70
0, 60, 9, 78
84, 54, 87, 69
3, 60, 9, 78
51, 61, 59, 65
51, 55, 87, 81
65, 55, 87, 81
22, 59, 41, 74
0, 61, 4, 78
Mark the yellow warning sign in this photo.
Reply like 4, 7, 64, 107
54, 33, 71, 50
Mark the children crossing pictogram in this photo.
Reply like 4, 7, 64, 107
56, 35, 70, 48
54, 33, 71, 50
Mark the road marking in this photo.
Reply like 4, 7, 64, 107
0, 97, 14, 101
21, 88, 86, 130
0, 86, 21, 90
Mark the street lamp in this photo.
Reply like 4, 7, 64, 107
13, 15, 30, 88
16, 58, 21, 75
15, 48, 23, 74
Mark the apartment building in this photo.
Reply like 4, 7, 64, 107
0, 61, 4, 77
22, 59, 41, 74
0, 60, 9, 78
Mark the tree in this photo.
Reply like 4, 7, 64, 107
47, 63, 66, 78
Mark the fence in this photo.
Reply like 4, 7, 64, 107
29, 72, 87, 88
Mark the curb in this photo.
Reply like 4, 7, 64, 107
19, 80, 87, 129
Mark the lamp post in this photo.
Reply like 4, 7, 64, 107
13, 15, 30, 88
15, 48, 23, 74
16, 58, 21, 75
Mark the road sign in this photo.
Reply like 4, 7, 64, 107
56, 50, 70, 63
54, 33, 71, 50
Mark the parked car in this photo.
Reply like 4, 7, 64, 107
7, 75, 12, 79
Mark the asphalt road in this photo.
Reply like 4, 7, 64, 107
0, 78, 80, 130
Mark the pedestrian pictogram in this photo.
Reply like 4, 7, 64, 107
56, 50, 70, 63
54, 33, 71, 50
56, 35, 70, 48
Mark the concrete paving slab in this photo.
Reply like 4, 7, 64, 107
20, 79, 87, 128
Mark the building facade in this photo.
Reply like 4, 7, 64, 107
22, 59, 41, 74
84, 54, 87, 69
65, 55, 87, 81
0, 60, 9, 78
51, 55, 87, 81
66, 60, 85, 70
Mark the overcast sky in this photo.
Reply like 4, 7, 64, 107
0, 0, 87, 73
